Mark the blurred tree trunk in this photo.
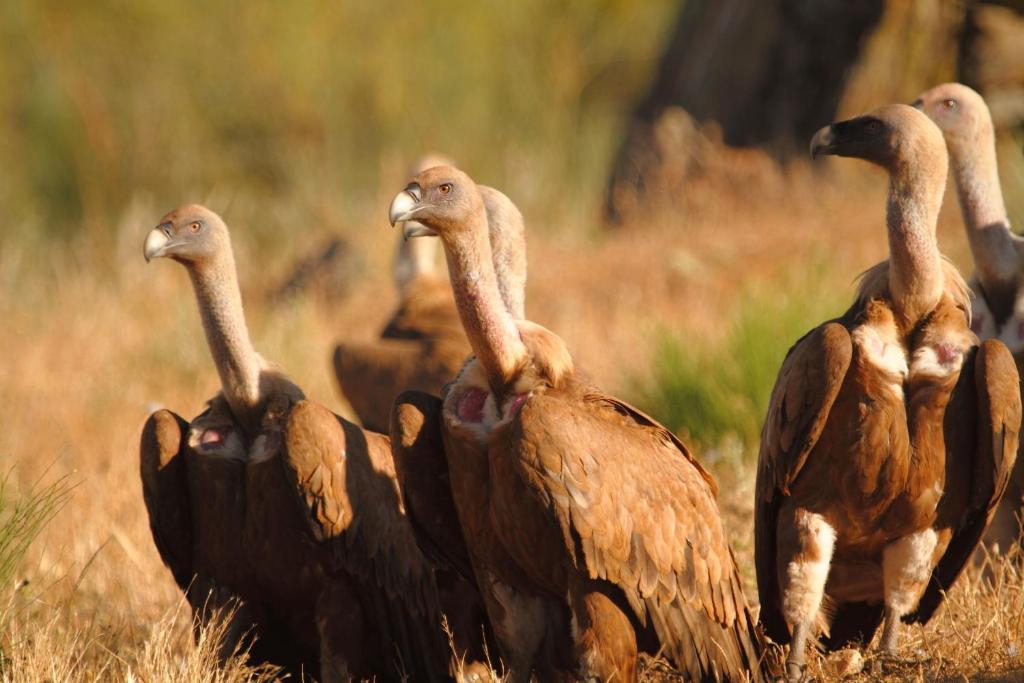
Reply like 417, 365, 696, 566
605, 0, 885, 222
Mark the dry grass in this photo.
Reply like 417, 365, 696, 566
4, 143, 1024, 681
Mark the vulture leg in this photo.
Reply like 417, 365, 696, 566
567, 577, 638, 682
776, 506, 835, 681
879, 529, 939, 653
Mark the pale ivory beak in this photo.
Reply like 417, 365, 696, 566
809, 125, 837, 159
144, 224, 172, 262
389, 184, 437, 239
388, 185, 422, 225
402, 221, 437, 239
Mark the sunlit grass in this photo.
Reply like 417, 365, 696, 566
633, 264, 848, 459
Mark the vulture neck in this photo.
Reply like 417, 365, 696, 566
442, 208, 528, 392
484, 200, 527, 320
951, 139, 1018, 295
394, 232, 437, 295
885, 160, 945, 327
189, 252, 263, 427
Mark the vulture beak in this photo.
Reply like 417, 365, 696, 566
144, 223, 174, 262
910, 98, 924, 111
401, 220, 437, 240
389, 183, 424, 226
809, 125, 838, 159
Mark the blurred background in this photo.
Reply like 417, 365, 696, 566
1, 0, 1023, 679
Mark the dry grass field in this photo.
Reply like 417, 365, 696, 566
4, 149, 1024, 681
3, 1, 1024, 680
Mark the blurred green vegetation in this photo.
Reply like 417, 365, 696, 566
0, 0, 678, 246
0, 470, 70, 600
633, 264, 848, 458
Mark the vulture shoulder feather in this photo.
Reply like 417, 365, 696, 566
502, 387, 764, 681
754, 321, 853, 644
910, 338, 1021, 622
140, 409, 194, 591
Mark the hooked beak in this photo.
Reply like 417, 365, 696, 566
389, 184, 424, 226
144, 223, 173, 262
809, 125, 838, 159
909, 98, 924, 111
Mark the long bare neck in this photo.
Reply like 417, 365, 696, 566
394, 232, 438, 294
886, 161, 945, 325
951, 137, 1018, 291
443, 210, 528, 391
189, 253, 263, 421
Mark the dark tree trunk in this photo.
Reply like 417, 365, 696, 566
605, 0, 885, 222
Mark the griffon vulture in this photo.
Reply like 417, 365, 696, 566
755, 105, 1021, 682
334, 157, 526, 434
914, 82, 1024, 553
139, 204, 484, 681
385, 167, 765, 682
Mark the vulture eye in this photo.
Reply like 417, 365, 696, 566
943, 98, 957, 110
439, 183, 453, 196
190, 221, 202, 233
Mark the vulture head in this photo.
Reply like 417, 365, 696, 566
144, 204, 229, 266
810, 104, 946, 173
388, 165, 485, 242
912, 82, 993, 155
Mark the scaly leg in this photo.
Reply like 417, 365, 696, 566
880, 528, 938, 654
777, 508, 836, 683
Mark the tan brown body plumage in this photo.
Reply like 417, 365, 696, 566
386, 168, 765, 682
139, 205, 480, 681
915, 82, 1024, 553
757, 106, 1020, 680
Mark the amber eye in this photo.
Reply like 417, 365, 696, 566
943, 99, 957, 110
189, 221, 202, 233
439, 183, 453, 196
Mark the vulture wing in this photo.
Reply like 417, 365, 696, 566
390, 390, 496, 668
909, 339, 1021, 623
381, 276, 464, 341
506, 390, 764, 682
280, 399, 449, 678
390, 390, 474, 579
140, 409, 194, 591
755, 322, 853, 644
333, 338, 467, 434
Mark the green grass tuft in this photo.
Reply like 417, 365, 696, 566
633, 268, 847, 459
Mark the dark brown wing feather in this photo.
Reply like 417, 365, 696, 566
140, 409, 193, 591
755, 322, 853, 644
390, 390, 496, 669
507, 389, 764, 682
333, 338, 468, 433
280, 399, 450, 679
381, 275, 465, 341
390, 390, 474, 578
909, 339, 1022, 623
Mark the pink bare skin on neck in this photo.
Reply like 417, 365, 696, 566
457, 388, 488, 423
456, 388, 529, 424
200, 427, 230, 447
